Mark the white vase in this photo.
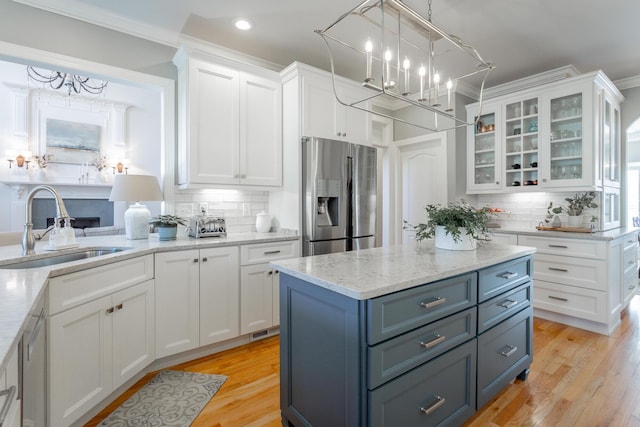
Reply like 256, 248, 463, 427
256, 211, 271, 233
566, 215, 584, 227
435, 226, 477, 251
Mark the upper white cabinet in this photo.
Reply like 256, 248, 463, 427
174, 47, 282, 188
284, 62, 372, 146
467, 105, 502, 192
466, 71, 623, 194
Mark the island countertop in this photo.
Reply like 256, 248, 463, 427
270, 241, 536, 300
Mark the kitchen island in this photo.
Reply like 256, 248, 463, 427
271, 242, 536, 427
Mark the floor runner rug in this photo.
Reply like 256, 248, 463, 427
99, 370, 227, 426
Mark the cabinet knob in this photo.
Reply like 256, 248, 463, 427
496, 181, 500, 185
202, 257, 208, 262
241, 174, 247, 179
106, 307, 114, 314
267, 270, 273, 276
193, 258, 199, 263
115, 303, 123, 310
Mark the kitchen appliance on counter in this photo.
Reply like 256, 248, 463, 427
302, 136, 377, 256
187, 216, 226, 238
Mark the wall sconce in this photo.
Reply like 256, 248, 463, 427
113, 160, 129, 175
6, 150, 32, 169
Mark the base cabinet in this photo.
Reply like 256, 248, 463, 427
49, 279, 154, 427
155, 246, 240, 358
280, 255, 533, 427
0, 344, 20, 427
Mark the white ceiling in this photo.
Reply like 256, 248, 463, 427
12, 0, 640, 89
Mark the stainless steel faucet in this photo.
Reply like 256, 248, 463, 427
22, 185, 71, 256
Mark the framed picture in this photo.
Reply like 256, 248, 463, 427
45, 118, 101, 164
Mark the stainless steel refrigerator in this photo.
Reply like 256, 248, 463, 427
302, 136, 377, 256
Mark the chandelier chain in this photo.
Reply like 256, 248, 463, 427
427, 0, 432, 22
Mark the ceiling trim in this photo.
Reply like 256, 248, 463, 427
11, 0, 180, 47
482, 65, 581, 99
615, 75, 640, 90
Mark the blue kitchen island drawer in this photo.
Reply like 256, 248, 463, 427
478, 256, 532, 302
478, 282, 531, 333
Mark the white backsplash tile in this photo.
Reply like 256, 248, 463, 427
173, 189, 269, 232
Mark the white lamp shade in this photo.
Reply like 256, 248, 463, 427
109, 175, 163, 240
108, 174, 164, 202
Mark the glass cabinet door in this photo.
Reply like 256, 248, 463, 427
603, 93, 621, 187
468, 110, 502, 191
546, 92, 584, 185
504, 97, 539, 189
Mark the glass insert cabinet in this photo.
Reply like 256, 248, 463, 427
466, 71, 622, 195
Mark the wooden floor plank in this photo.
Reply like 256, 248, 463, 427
88, 296, 640, 427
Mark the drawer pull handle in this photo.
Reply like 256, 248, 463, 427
500, 345, 518, 357
548, 295, 569, 302
499, 272, 518, 280
106, 307, 114, 314
420, 395, 446, 415
548, 267, 568, 272
499, 299, 518, 309
548, 244, 568, 248
264, 250, 281, 255
628, 260, 636, 265
420, 334, 446, 349
0, 385, 16, 425
420, 297, 446, 309
629, 285, 636, 290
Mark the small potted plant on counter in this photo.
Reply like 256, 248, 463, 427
403, 200, 494, 250
546, 192, 598, 227
149, 214, 187, 241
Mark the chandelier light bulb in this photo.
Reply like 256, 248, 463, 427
365, 38, 373, 82
446, 79, 454, 111
433, 72, 441, 84
384, 48, 393, 89
418, 64, 426, 101
433, 72, 441, 107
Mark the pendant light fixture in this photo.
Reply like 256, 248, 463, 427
315, 0, 494, 132
27, 66, 108, 96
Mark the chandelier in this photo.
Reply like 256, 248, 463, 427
315, 0, 494, 132
27, 66, 108, 96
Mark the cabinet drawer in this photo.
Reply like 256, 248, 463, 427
623, 244, 637, 277
49, 255, 154, 315
519, 235, 606, 259
533, 279, 606, 323
240, 240, 299, 265
368, 273, 477, 345
368, 308, 476, 389
478, 256, 531, 302
534, 253, 606, 291
478, 282, 531, 333
369, 339, 476, 427
477, 306, 532, 408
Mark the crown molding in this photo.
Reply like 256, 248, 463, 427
614, 75, 640, 90
482, 65, 581, 99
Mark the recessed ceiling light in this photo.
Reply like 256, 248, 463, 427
234, 18, 253, 31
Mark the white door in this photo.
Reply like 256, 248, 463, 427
398, 134, 447, 244
240, 73, 282, 186
112, 280, 155, 388
200, 246, 240, 345
154, 250, 200, 357
49, 295, 113, 427
240, 263, 274, 334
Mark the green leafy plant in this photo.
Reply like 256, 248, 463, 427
403, 200, 494, 243
546, 192, 598, 222
148, 214, 187, 227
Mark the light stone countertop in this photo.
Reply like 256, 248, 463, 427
270, 241, 536, 300
0, 232, 299, 373
491, 226, 639, 241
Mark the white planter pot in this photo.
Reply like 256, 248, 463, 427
435, 226, 477, 251
566, 215, 584, 227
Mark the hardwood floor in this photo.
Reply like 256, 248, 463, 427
87, 296, 640, 427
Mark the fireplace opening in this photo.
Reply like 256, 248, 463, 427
32, 199, 114, 230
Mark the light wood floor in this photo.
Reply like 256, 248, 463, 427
87, 296, 640, 427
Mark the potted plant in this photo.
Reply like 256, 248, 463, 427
149, 214, 187, 241
546, 192, 598, 227
403, 200, 494, 250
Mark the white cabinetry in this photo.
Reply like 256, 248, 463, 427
621, 234, 638, 307
0, 345, 20, 427
239, 240, 300, 334
466, 71, 623, 195
155, 246, 240, 358
467, 105, 502, 192
174, 47, 282, 188
519, 234, 627, 335
301, 71, 371, 144
48, 255, 155, 427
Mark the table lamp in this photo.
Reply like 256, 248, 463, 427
109, 174, 163, 239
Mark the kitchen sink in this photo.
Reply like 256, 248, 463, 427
0, 247, 133, 269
